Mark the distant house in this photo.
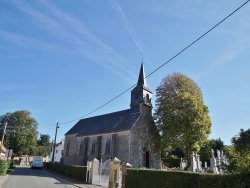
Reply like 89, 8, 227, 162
62, 64, 161, 168
50, 140, 64, 162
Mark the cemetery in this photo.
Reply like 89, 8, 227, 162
125, 149, 249, 188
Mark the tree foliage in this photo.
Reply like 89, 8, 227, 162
232, 128, 250, 155
199, 138, 224, 161
228, 128, 250, 173
37, 134, 51, 157
154, 73, 211, 161
168, 147, 184, 158
0, 110, 38, 157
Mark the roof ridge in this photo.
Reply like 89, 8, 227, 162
78, 109, 130, 121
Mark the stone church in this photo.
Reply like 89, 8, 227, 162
62, 64, 161, 168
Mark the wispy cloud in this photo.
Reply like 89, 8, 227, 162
206, 42, 249, 75
0, 30, 70, 54
108, 0, 154, 69
6, 0, 137, 83
201, 9, 250, 76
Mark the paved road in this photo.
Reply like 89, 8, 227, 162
0, 166, 76, 188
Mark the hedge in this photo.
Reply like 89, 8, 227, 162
44, 162, 87, 182
0, 160, 10, 175
126, 169, 250, 188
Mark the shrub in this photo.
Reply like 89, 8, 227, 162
126, 169, 250, 188
11, 160, 19, 166
49, 163, 87, 182
43, 162, 50, 169
0, 160, 10, 175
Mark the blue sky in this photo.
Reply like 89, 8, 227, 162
0, 0, 250, 145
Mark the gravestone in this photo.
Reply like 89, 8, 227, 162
210, 149, 219, 174
204, 161, 207, 169
91, 158, 100, 185
188, 152, 202, 172
180, 158, 187, 170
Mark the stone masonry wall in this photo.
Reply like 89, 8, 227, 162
62, 131, 130, 166
130, 103, 161, 168
63, 134, 82, 165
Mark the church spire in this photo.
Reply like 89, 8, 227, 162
137, 63, 147, 87
130, 63, 152, 112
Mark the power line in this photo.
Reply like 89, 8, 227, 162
59, 0, 250, 125
60, 84, 136, 124
146, 0, 250, 79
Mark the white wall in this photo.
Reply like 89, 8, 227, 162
50, 141, 64, 162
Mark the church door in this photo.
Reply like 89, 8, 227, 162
143, 150, 149, 168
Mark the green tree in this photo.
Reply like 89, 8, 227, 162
169, 147, 184, 158
0, 110, 38, 157
37, 134, 51, 157
228, 128, 250, 173
154, 73, 211, 163
199, 138, 225, 161
232, 128, 250, 155
37, 146, 46, 156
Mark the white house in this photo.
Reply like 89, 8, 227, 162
50, 140, 64, 163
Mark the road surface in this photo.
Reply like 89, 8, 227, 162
0, 166, 76, 188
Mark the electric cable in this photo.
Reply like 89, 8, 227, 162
59, 0, 250, 125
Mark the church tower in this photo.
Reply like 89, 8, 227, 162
130, 63, 152, 113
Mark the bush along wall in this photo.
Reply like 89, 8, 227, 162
49, 163, 87, 182
126, 169, 250, 188
0, 160, 10, 175
43, 162, 50, 169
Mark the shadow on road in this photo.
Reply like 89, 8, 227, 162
10, 166, 50, 177
9, 166, 74, 185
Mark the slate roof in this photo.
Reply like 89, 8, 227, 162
65, 109, 141, 136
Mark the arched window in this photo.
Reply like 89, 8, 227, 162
79, 140, 84, 155
66, 141, 70, 156
91, 140, 96, 155
105, 139, 111, 155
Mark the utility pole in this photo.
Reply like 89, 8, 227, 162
52, 122, 59, 163
0, 122, 7, 157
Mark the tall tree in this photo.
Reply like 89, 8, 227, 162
0, 110, 38, 157
154, 73, 211, 163
37, 134, 51, 157
229, 128, 250, 173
